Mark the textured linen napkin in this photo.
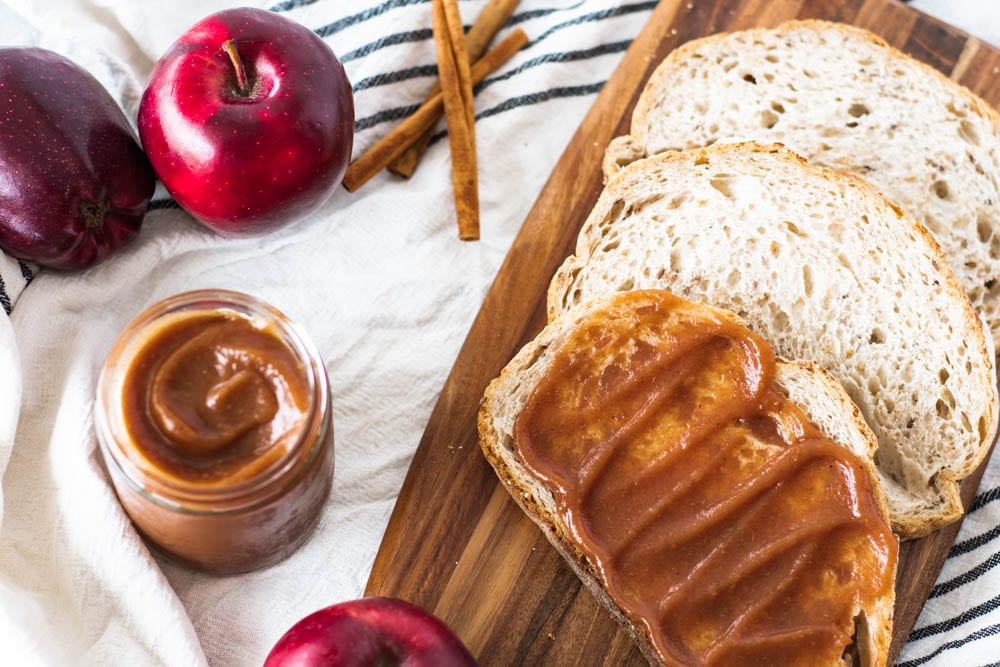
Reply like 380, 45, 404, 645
0, 1, 998, 666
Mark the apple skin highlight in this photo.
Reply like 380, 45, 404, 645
138, 8, 354, 236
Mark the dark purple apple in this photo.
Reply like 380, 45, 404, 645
137, 7, 354, 236
0, 48, 156, 270
263, 597, 478, 667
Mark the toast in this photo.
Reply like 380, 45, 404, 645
603, 20, 1000, 351
479, 289, 897, 666
548, 142, 999, 538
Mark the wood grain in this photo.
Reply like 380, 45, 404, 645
366, 1, 1000, 664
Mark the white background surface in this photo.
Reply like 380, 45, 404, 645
0, 1, 999, 666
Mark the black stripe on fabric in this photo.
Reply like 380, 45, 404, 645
354, 38, 629, 94
340, 29, 433, 64
899, 621, 1000, 667
930, 549, 1000, 598
310, 0, 589, 41
356, 102, 422, 131
17, 259, 33, 286
282, 0, 589, 34
423, 81, 606, 143
314, 0, 426, 39
147, 199, 180, 211
477, 40, 631, 93
346, 2, 653, 132
269, 0, 320, 12
507, 1, 587, 26
353, 63, 438, 92
970, 485, 1000, 514
908, 592, 1000, 642
351, 39, 624, 129
473, 81, 605, 121
356, 80, 604, 136
338, 1, 653, 72
951, 523, 1000, 558
527, 1, 656, 47
0, 272, 11, 315
404, 81, 605, 145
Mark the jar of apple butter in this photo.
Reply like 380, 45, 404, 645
96, 290, 334, 574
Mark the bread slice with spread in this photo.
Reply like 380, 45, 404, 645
603, 20, 1000, 351
549, 142, 999, 538
480, 288, 897, 666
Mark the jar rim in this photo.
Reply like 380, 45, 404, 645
95, 289, 330, 515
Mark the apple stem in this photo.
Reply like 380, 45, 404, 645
222, 39, 250, 97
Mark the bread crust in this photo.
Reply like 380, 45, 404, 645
480, 291, 896, 666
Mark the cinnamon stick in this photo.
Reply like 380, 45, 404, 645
389, 0, 520, 178
341, 29, 528, 193
433, 0, 479, 240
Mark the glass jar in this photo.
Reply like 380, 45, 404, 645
95, 289, 334, 574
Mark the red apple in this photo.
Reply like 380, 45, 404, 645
137, 8, 353, 236
263, 597, 477, 667
0, 48, 155, 270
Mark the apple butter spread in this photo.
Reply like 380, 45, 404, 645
96, 290, 334, 574
513, 290, 896, 666
122, 311, 309, 484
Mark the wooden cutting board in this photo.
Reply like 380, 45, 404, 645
366, 0, 1000, 664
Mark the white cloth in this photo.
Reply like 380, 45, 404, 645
0, 1, 998, 666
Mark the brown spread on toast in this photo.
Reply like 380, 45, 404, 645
513, 290, 896, 666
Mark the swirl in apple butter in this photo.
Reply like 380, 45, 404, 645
121, 310, 309, 484
513, 290, 896, 666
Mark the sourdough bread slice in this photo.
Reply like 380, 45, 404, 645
603, 19, 1000, 350
549, 142, 999, 538
480, 289, 895, 666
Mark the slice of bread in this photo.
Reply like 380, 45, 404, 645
549, 142, 999, 538
603, 19, 1000, 351
480, 289, 896, 666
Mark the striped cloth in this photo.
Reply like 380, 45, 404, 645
0, 1, 997, 665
